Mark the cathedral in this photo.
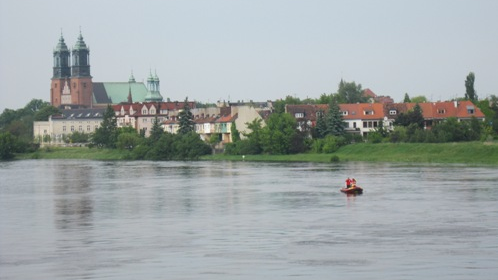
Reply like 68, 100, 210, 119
50, 31, 163, 109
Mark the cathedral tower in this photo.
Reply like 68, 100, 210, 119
50, 33, 71, 107
70, 31, 93, 107
50, 31, 94, 108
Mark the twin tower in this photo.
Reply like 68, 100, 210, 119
50, 32, 93, 108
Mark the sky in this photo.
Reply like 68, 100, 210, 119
1, 0, 497, 112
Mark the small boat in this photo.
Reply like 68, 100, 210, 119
340, 186, 363, 194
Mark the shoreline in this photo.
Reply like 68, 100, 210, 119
14, 142, 498, 165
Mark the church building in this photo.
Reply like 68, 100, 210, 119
50, 31, 163, 109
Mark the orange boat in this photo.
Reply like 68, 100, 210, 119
340, 186, 363, 194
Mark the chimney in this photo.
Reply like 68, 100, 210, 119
454, 101, 458, 108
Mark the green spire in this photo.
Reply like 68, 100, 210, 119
54, 32, 69, 52
73, 29, 88, 50
128, 70, 136, 83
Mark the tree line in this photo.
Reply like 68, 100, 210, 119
2, 75, 498, 160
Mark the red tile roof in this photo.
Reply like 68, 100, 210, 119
339, 103, 385, 120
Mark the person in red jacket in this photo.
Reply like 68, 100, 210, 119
345, 178, 352, 189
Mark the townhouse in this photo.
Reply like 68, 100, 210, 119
287, 100, 485, 138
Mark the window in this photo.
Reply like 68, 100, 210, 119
79, 126, 83, 132
87, 125, 91, 131
363, 122, 367, 128
83, 83, 86, 88
389, 110, 397, 115
63, 126, 66, 132
71, 126, 74, 132
142, 109, 147, 114
437, 109, 446, 114
295, 112, 304, 118
364, 110, 373, 115
467, 106, 475, 114
341, 111, 348, 116
353, 122, 357, 128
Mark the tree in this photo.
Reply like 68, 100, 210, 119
149, 116, 164, 142
242, 118, 264, 154
337, 79, 367, 104
23, 99, 50, 114
0, 132, 16, 160
208, 133, 221, 154
465, 72, 478, 101
395, 103, 424, 129
314, 110, 327, 138
92, 105, 117, 148
403, 93, 411, 103
410, 95, 428, 103
230, 122, 240, 142
260, 113, 300, 154
117, 132, 142, 150
325, 99, 346, 136
34, 106, 61, 121
177, 98, 195, 135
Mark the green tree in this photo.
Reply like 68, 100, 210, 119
325, 99, 346, 136
149, 116, 164, 142
403, 93, 411, 103
465, 72, 478, 101
0, 132, 16, 160
242, 118, 264, 154
117, 132, 142, 150
410, 95, 428, 103
34, 106, 61, 121
173, 132, 211, 159
317, 93, 332, 105
177, 98, 195, 135
260, 113, 299, 154
208, 133, 221, 154
67, 131, 89, 143
314, 110, 327, 138
337, 79, 367, 104
395, 103, 424, 129
92, 105, 118, 148
230, 122, 240, 142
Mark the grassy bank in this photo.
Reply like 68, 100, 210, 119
15, 142, 498, 165
204, 142, 498, 165
17, 146, 130, 160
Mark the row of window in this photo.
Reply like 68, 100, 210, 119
62, 125, 98, 132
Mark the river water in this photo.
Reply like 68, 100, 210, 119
0, 160, 497, 280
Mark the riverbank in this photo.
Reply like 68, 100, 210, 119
16, 142, 498, 165
204, 142, 498, 165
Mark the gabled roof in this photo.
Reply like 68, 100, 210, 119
52, 108, 105, 120
215, 114, 237, 123
285, 104, 328, 122
93, 82, 149, 104
402, 101, 485, 119
340, 103, 385, 120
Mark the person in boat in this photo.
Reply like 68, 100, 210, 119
345, 177, 352, 189
351, 178, 357, 188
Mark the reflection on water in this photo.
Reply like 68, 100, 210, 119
1, 160, 497, 280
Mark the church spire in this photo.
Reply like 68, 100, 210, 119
127, 85, 133, 103
53, 32, 70, 78
71, 29, 90, 77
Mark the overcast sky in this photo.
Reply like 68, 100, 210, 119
1, 0, 497, 112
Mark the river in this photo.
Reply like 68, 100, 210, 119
1, 160, 497, 280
